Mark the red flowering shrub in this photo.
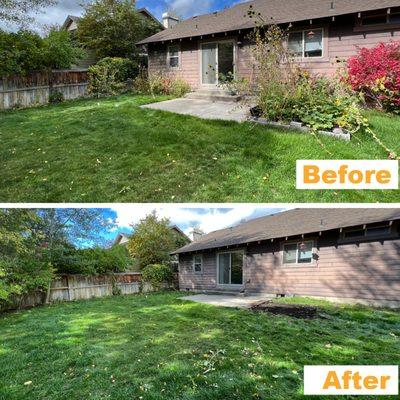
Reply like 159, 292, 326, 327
346, 42, 400, 113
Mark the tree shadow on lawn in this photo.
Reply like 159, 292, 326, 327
0, 292, 398, 400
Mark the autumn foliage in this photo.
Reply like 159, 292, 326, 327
346, 42, 400, 113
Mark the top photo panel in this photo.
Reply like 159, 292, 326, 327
0, 0, 399, 203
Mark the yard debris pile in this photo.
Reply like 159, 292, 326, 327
250, 301, 318, 319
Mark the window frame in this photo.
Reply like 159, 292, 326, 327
167, 45, 181, 69
282, 240, 315, 266
216, 250, 244, 286
193, 254, 203, 274
288, 28, 324, 59
341, 223, 393, 242
361, 12, 400, 26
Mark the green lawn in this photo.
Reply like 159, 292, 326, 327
0, 292, 399, 400
0, 94, 399, 202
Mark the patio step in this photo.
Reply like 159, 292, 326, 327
185, 89, 241, 103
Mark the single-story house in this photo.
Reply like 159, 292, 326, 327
138, 0, 400, 91
173, 208, 400, 307
62, 8, 164, 70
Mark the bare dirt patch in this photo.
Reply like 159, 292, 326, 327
251, 301, 319, 319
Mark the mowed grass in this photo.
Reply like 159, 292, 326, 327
0, 95, 399, 202
0, 292, 399, 400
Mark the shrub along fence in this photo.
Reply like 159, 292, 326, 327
0, 70, 89, 110
6, 272, 178, 311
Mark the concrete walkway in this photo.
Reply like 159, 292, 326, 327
141, 98, 249, 122
180, 294, 269, 309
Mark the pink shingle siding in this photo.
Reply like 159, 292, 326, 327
179, 229, 400, 303
148, 19, 400, 89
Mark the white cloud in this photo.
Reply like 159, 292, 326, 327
111, 206, 290, 238
166, 0, 213, 18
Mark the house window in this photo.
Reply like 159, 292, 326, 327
217, 251, 243, 285
389, 13, 400, 23
193, 254, 203, 273
283, 241, 314, 265
168, 45, 180, 68
360, 12, 400, 26
343, 223, 392, 240
288, 29, 323, 58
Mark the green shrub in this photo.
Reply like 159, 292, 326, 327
291, 74, 364, 132
49, 91, 64, 104
0, 256, 54, 310
88, 57, 138, 97
141, 264, 173, 291
51, 246, 131, 275
143, 74, 191, 97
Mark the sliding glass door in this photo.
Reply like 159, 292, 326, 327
201, 41, 235, 85
218, 251, 243, 285
201, 43, 218, 85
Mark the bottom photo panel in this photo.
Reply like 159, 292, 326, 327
1, 205, 399, 399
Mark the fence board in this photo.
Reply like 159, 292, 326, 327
2, 273, 178, 312
0, 70, 89, 110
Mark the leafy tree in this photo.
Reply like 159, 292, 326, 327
77, 0, 161, 60
0, 28, 83, 76
0, 210, 54, 308
0, 0, 57, 27
36, 209, 116, 253
42, 28, 84, 70
127, 212, 177, 268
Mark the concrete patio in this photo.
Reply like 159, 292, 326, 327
140, 98, 249, 122
180, 294, 271, 309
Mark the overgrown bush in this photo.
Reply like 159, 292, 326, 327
141, 264, 173, 290
134, 74, 191, 97
346, 42, 400, 113
0, 256, 54, 310
239, 24, 364, 133
49, 91, 64, 104
88, 57, 138, 97
51, 245, 131, 275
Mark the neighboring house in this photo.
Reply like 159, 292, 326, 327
113, 233, 131, 246
138, 0, 400, 90
62, 8, 164, 70
173, 209, 400, 307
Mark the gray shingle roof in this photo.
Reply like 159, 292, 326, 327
138, 0, 400, 44
174, 208, 400, 254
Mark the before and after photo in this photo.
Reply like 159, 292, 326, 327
0, 0, 399, 399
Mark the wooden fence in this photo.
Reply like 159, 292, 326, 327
5, 272, 178, 311
0, 70, 89, 110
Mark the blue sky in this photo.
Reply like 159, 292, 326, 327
1, 0, 247, 31
92, 206, 289, 248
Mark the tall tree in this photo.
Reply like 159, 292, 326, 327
0, 0, 57, 27
127, 212, 176, 268
77, 0, 161, 60
0, 209, 53, 308
36, 209, 116, 251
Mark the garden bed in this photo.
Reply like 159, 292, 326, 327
251, 301, 319, 319
249, 107, 351, 141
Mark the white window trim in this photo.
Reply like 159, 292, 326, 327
216, 249, 244, 286
282, 240, 315, 266
167, 45, 181, 69
193, 254, 203, 274
288, 28, 324, 59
